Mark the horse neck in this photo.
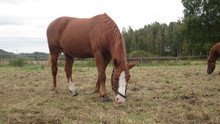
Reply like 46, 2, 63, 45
209, 50, 219, 64
101, 14, 127, 67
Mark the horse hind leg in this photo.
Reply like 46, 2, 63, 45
50, 53, 59, 94
65, 54, 78, 96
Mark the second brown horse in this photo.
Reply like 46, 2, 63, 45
207, 42, 220, 74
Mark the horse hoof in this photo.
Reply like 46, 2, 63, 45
52, 90, 59, 95
69, 90, 78, 96
102, 96, 113, 102
103, 98, 113, 102
72, 91, 78, 96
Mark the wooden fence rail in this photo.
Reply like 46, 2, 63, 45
0, 54, 208, 65
127, 55, 208, 64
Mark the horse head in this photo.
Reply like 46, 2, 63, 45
111, 59, 137, 103
207, 59, 215, 74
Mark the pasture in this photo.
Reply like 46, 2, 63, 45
0, 61, 220, 123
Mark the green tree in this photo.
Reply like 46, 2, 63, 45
182, 0, 220, 55
146, 27, 154, 54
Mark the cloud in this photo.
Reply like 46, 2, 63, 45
0, 0, 37, 4
0, 22, 47, 39
0, 0, 184, 53
0, 40, 49, 53
0, 15, 25, 25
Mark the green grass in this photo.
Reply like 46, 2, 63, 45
137, 61, 191, 66
25, 66, 44, 71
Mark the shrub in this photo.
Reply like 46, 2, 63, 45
9, 57, 27, 67
74, 59, 96, 67
86, 59, 96, 67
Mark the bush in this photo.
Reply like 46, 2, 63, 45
9, 57, 28, 67
129, 50, 154, 57
86, 59, 96, 67
74, 59, 96, 67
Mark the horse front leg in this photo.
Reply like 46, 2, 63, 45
94, 52, 107, 97
94, 79, 100, 93
94, 52, 111, 101
95, 63, 107, 97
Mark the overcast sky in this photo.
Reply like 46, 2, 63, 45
0, 0, 184, 53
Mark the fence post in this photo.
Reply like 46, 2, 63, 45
140, 58, 143, 66
175, 57, 179, 64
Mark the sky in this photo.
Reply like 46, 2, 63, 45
0, 0, 184, 53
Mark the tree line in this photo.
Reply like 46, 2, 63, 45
122, 0, 220, 57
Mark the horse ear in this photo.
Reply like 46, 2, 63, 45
128, 62, 138, 69
114, 58, 121, 68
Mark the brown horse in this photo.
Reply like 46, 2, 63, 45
46, 13, 137, 103
207, 42, 220, 74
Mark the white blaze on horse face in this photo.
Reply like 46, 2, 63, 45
115, 71, 126, 103
118, 71, 126, 95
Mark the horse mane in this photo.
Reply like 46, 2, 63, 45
100, 13, 127, 64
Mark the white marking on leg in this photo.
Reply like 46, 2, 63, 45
68, 78, 75, 93
115, 71, 126, 103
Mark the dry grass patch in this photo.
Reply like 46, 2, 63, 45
0, 63, 220, 123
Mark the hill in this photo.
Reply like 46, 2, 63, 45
0, 49, 15, 55
0, 49, 15, 58
0, 49, 49, 59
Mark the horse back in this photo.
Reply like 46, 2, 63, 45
47, 15, 107, 58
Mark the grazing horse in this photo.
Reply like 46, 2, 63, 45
207, 42, 220, 74
46, 13, 137, 103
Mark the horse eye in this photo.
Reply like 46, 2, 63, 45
115, 78, 119, 81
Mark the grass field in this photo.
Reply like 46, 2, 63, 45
0, 61, 220, 123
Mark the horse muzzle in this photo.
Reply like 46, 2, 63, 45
207, 70, 213, 74
115, 95, 126, 104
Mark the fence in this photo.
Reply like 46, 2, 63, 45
0, 54, 49, 65
0, 53, 208, 66
127, 55, 208, 64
